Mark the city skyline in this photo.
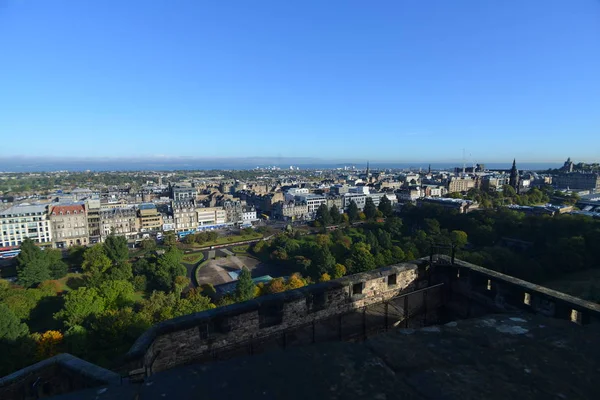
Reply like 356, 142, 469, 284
0, 154, 580, 173
1, 1, 599, 161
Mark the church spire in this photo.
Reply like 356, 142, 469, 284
509, 159, 519, 191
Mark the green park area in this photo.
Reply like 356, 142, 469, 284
183, 231, 263, 248
182, 252, 204, 264
231, 244, 250, 254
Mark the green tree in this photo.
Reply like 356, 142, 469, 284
148, 247, 186, 292
450, 230, 468, 248
4, 289, 43, 320
46, 249, 68, 279
68, 245, 86, 266
378, 195, 393, 217
423, 218, 441, 235
17, 257, 50, 288
16, 239, 51, 288
347, 201, 359, 222
105, 261, 133, 281
82, 245, 112, 286
347, 243, 376, 274
174, 276, 190, 297
364, 197, 377, 220
163, 231, 177, 247
140, 238, 156, 251
97, 280, 135, 309
330, 205, 341, 224
0, 303, 29, 341
316, 203, 332, 227
16, 239, 43, 268
103, 234, 129, 265
235, 267, 255, 302
333, 263, 346, 279
132, 275, 147, 291
183, 235, 196, 245
180, 290, 216, 314
391, 246, 406, 262
384, 216, 403, 238
309, 247, 336, 279
138, 291, 178, 324
377, 230, 393, 249
55, 287, 106, 327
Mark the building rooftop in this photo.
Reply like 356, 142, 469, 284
0, 203, 48, 216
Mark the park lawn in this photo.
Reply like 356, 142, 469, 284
193, 232, 263, 248
231, 245, 250, 254
132, 291, 146, 302
56, 272, 87, 292
182, 252, 204, 264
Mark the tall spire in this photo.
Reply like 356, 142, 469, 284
366, 161, 370, 178
509, 159, 519, 191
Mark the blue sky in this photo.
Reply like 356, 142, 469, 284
1, 0, 599, 164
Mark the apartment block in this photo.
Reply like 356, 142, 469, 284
0, 204, 52, 248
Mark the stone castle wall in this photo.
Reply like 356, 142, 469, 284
123, 261, 432, 377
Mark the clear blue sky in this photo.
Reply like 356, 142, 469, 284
1, 0, 599, 163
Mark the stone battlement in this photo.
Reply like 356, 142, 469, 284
431, 255, 600, 325
121, 260, 438, 378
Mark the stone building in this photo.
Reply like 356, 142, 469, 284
49, 204, 89, 248
172, 200, 197, 232
554, 172, 600, 191
223, 200, 244, 224
272, 201, 309, 220
448, 177, 475, 193
99, 206, 138, 241
325, 195, 343, 211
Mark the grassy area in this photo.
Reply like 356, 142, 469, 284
231, 245, 250, 254
132, 291, 146, 302
543, 269, 600, 303
182, 252, 204, 264
56, 272, 87, 292
191, 232, 263, 248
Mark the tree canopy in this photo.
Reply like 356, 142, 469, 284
235, 267, 255, 302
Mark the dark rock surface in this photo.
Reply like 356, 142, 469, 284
49, 313, 600, 400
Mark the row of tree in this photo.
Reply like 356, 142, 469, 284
314, 196, 394, 227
